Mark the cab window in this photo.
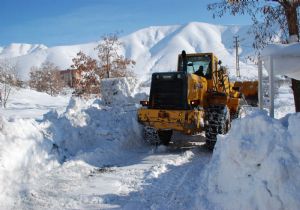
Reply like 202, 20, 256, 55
179, 55, 212, 78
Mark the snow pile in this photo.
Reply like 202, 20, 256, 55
0, 117, 58, 209
100, 77, 138, 105
199, 111, 300, 210
44, 98, 143, 164
43, 77, 143, 165
0, 77, 144, 208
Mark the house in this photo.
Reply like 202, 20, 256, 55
60, 69, 81, 88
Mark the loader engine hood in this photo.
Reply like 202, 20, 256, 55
149, 72, 188, 110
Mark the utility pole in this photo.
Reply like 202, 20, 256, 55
233, 36, 240, 78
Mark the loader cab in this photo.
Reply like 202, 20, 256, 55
178, 51, 221, 91
177, 52, 214, 79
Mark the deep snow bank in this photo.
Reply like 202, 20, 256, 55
0, 77, 144, 208
199, 111, 300, 210
43, 98, 143, 165
101, 77, 139, 105
0, 117, 58, 209
43, 77, 144, 165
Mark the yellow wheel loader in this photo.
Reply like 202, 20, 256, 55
138, 51, 258, 149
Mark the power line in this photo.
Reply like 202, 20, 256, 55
233, 36, 240, 78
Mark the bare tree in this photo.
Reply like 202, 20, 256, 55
95, 33, 135, 78
71, 51, 103, 96
208, 0, 300, 112
111, 56, 136, 77
29, 66, 45, 92
29, 61, 65, 96
0, 60, 19, 108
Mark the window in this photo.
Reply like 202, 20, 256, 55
179, 55, 212, 78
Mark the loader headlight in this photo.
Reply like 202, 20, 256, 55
140, 100, 149, 107
190, 100, 200, 106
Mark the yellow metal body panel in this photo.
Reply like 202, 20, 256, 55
233, 81, 258, 97
187, 73, 208, 107
137, 108, 205, 134
207, 94, 228, 106
242, 81, 258, 97
227, 97, 240, 114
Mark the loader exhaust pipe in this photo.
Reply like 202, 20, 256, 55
181, 50, 187, 72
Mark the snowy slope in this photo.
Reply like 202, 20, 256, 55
0, 22, 256, 81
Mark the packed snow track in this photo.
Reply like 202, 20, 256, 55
18, 145, 211, 210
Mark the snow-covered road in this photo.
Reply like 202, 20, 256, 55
18, 144, 211, 210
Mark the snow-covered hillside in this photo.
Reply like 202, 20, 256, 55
0, 22, 256, 81
0, 43, 47, 59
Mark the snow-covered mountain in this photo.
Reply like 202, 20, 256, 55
0, 43, 47, 59
0, 22, 256, 81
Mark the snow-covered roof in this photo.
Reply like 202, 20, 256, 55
262, 42, 300, 80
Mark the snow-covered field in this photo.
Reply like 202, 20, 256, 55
0, 88, 70, 120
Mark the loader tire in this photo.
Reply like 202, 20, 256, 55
158, 130, 173, 146
143, 127, 173, 146
205, 105, 230, 150
231, 106, 241, 120
143, 126, 160, 145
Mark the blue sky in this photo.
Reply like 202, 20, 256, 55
0, 0, 252, 47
